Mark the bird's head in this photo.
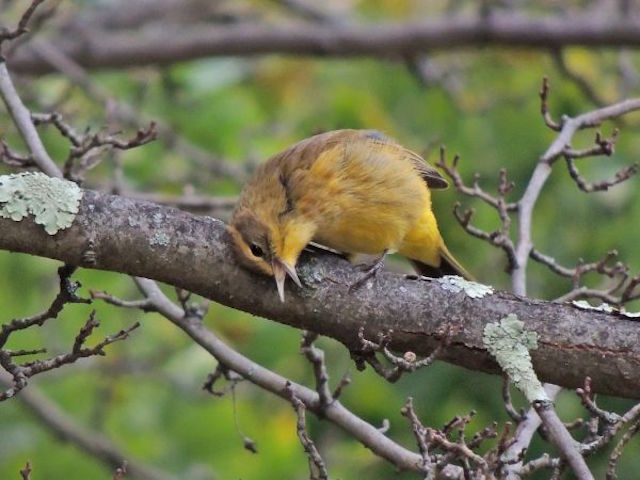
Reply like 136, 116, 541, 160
228, 209, 315, 302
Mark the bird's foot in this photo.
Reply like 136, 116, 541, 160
349, 251, 387, 292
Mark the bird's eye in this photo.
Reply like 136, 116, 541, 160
250, 243, 264, 258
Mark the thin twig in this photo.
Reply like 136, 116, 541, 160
435, 147, 518, 212
355, 327, 446, 383
19, 461, 32, 480
300, 331, 332, 410
502, 375, 523, 423
513, 78, 640, 296
551, 51, 606, 107
0, 0, 46, 49
539, 76, 561, 131
606, 418, 640, 480
30, 40, 249, 183
285, 382, 329, 480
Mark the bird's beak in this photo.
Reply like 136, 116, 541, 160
272, 259, 302, 302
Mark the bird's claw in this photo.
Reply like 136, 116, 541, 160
348, 251, 387, 292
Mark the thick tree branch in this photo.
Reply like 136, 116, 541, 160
1, 186, 640, 398
11, 16, 640, 74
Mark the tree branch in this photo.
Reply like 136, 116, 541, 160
1, 184, 640, 398
132, 278, 426, 472
28, 41, 249, 182
0, 59, 61, 177
11, 16, 640, 74
512, 91, 640, 296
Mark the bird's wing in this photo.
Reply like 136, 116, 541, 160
361, 130, 449, 190
269, 129, 449, 194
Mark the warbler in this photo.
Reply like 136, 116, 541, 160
228, 129, 471, 301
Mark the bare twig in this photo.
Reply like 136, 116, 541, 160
0, 0, 46, 50
19, 461, 32, 480
565, 158, 639, 192
513, 78, 640, 296
29, 41, 249, 183
576, 377, 621, 426
401, 397, 495, 476
436, 146, 519, 273
0, 265, 90, 349
453, 202, 518, 272
285, 382, 329, 480
502, 384, 562, 476
300, 331, 332, 410
400, 397, 433, 474
551, 51, 606, 107
60, 121, 157, 182
355, 327, 445, 383
561, 129, 640, 193
0, 60, 61, 177
0, 0, 59, 178
202, 363, 243, 397
0, 139, 34, 167
539, 76, 561, 131
530, 248, 622, 281
331, 371, 351, 401
533, 400, 594, 480
0, 309, 139, 401
7, 347, 47, 357
530, 248, 640, 305
606, 418, 640, 480
518, 454, 560, 477
90, 290, 155, 311
621, 274, 640, 303
435, 147, 518, 212
502, 376, 524, 423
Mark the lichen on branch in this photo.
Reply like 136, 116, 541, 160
483, 314, 547, 403
0, 172, 82, 235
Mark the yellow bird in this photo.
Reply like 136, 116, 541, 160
228, 129, 471, 301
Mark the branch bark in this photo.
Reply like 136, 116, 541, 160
1, 187, 640, 398
10, 15, 640, 74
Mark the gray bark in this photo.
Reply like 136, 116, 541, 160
10, 16, 640, 74
2, 189, 639, 398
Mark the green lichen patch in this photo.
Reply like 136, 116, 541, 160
483, 314, 548, 403
438, 275, 494, 298
0, 172, 83, 235
149, 232, 169, 246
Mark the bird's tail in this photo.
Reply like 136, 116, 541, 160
410, 243, 473, 281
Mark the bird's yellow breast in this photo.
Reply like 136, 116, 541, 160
294, 142, 431, 255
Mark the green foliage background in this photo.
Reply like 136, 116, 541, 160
2, 3, 640, 479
